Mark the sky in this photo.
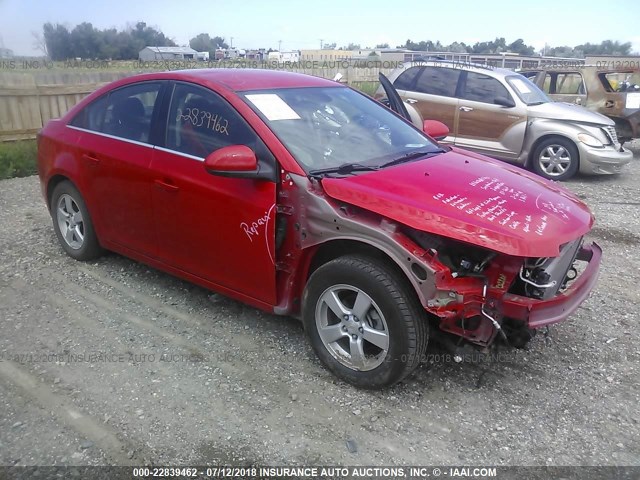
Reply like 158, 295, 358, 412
1, 0, 639, 56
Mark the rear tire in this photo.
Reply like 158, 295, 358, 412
50, 181, 104, 261
302, 255, 428, 389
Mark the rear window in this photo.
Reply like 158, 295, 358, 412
70, 82, 161, 144
70, 95, 108, 132
599, 72, 640, 92
413, 66, 461, 97
393, 67, 421, 90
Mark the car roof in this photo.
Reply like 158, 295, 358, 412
114, 68, 341, 92
400, 60, 516, 79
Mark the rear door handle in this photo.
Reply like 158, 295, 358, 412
459, 106, 474, 112
604, 100, 615, 108
405, 98, 418, 104
154, 179, 179, 193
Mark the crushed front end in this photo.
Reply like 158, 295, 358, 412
405, 229, 602, 347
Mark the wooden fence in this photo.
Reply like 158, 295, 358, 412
0, 71, 131, 141
0, 65, 393, 142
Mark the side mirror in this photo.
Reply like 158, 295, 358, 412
204, 145, 258, 176
494, 96, 516, 108
422, 120, 449, 141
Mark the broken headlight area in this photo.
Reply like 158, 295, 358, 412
404, 228, 496, 277
404, 228, 590, 348
509, 237, 583, 300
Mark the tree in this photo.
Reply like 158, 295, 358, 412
574, 40, 632, 56
42, 21, 176, 60
403, 39, 444, 51
544, 45, 579, 58
375, 43, 389, 49
345, 43, 361, 50
322, 42, 337, 49
507, 38, 535, 55
70, 22, 101, 59
445, 41, 469, 53
471, 37, 507, 54
43, 23, 72, 60
212, 36, 228, 49
32, 31, 48, 57
189, 33, 228, 54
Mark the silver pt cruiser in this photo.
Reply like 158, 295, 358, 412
378, 60, 633, 180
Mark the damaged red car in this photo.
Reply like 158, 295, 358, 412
38, 69, 602, 389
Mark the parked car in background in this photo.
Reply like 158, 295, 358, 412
39, 69, 602, 389
520, 66, 640, 144
378, 61, 632, 180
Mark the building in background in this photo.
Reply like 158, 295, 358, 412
268, 51, 300, 63
138, 46, 199, 61
0, 47, 14, 59
300, 49, 353, 62
245, 49, 267, 61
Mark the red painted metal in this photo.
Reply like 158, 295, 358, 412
204, 145, 257, 172
322, 149, 594, 257
37, 69, 602, 351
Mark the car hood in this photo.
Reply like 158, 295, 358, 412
321, 148, 594, 257
528, 101, 614, 125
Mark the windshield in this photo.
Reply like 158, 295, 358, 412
242, 87, 439, 173
506, 75, 551, 105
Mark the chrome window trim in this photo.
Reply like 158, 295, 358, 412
66, 125, 153, 149
154, 146, 204, 162
66, 125, 206, 162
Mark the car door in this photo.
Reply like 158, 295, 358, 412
455, 71, 527, 161
69, 81, 163, 255
394, 65, 461, 142
542, 71, 588, 106
150, 82, 277, 304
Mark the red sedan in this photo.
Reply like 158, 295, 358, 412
38, 69, 601, 388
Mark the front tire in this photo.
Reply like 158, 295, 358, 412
302, 255, 428, 389
532, 137, 579, 181
50, 181, 104, 261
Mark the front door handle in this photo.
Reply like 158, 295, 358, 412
405, 98, 418, 104
82, 153, 100, 165
154, 179, 179, 193
459, 106, 474, 112
604, 100, 615, 108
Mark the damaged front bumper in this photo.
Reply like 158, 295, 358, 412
499, 242, 602, 329
426, 241, 602, 347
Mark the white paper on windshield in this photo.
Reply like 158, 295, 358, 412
626, 93, 640, 109
510, 78, 532, 94
246, 94, 301, 121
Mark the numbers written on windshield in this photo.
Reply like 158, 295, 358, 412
177, 108, 230, 136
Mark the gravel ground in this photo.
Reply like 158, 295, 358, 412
0, 143, 639, 468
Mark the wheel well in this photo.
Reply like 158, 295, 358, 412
46, 175, 71, 208
527, 134, 580, 168
307, 240, 410, 286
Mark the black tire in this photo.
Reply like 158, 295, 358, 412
302, 255, 428, 389
50, 181, 104, 261
531, 137, 579, 181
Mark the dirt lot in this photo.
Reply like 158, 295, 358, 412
1, 144, 639, 468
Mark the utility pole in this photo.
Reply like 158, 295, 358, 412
230, 37, 234, 48
278, 40, 282, 52
320, 39, 324, 49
